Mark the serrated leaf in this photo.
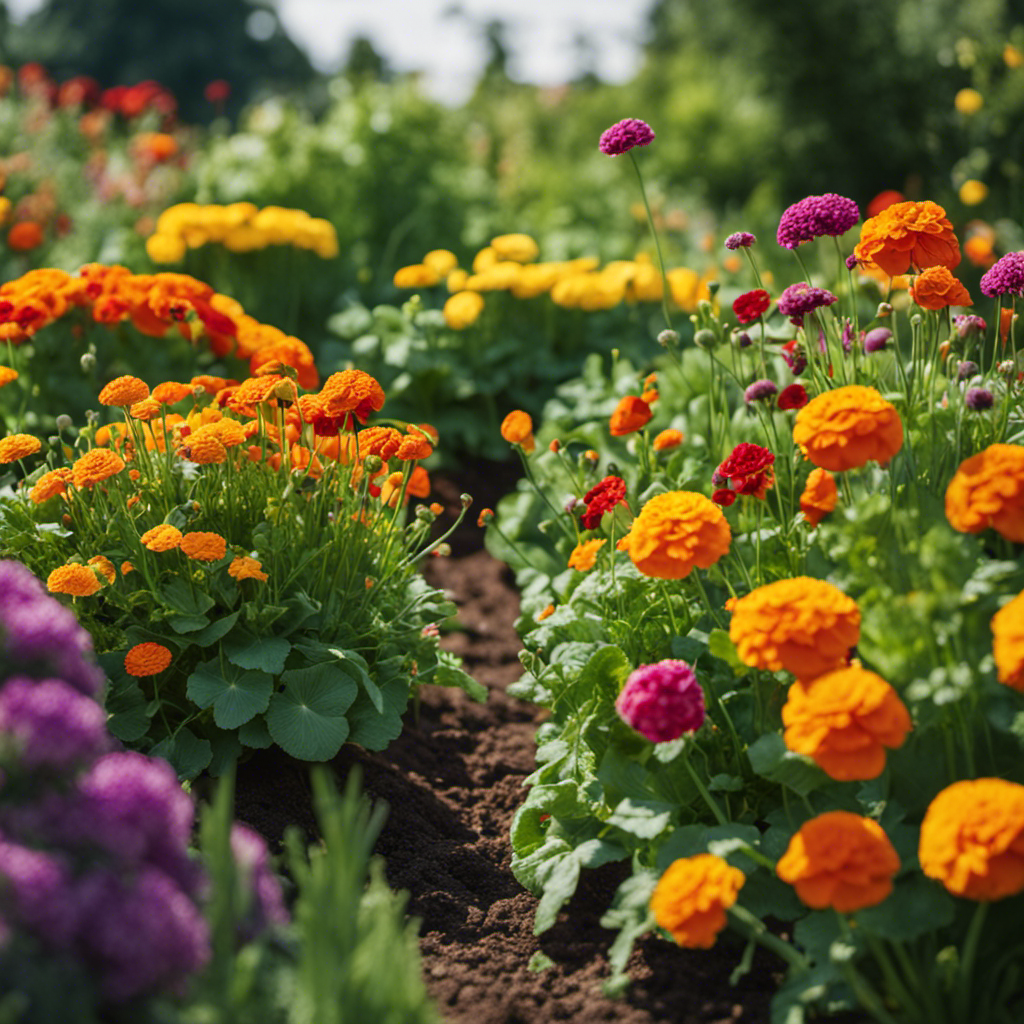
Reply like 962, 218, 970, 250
223, 634, 291, 674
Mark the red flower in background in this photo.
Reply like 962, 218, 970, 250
205, 79, 231, 105
716, 443, 775, 499
732, 289, 771, 325
778, 383, 809, 410
581, 475, 627, 529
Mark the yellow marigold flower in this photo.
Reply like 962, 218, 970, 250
777, 812, 900, 912
536, 603, 555, 621
919, 778, 1024, 900
423, 249, 458, 276
145, 233, 187, 263
799, 467, 837, 527
959, 179, 989, 206
490, 233, 540, 263
993, 592, 1024, 691
650, 855, 745, 949
393, 263, 441, 289
46, 564, 101, 597
729, 577, 860, 680
443, 290, 486, 329
782, 665, 911, 781
652, 428, 684, 452
568, 538, 606, 572
0, 433, 41, 463
189, 374, 229, 395
945, 444, 1024, 543
140, 524, 183, 552
0, 366, 18, 387
124, 642, 173, 677
98, 375, 150, 407
792, 385, 903, 472
500, 410, 535, 454
130, 398, 162, 421
627, 491, 730, 580
1005, 42, 1024, 68
87, 555, 116, 585
447, 268, 469, 293
30, 467, 73, 503
120, 560, 135, 575
179, 531, 227, 562
472, 246, 498, 272
955, 87, 984, 115
71, 448, 125, 489
228, 556, 268, 582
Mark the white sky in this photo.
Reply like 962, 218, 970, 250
7, 0, 652, 104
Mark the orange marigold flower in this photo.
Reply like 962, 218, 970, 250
7, 221, 44, 252
179, 531, 227, 562
536, 603, 555, 621
627, 491, 730, 580
358, 426, 404, 461
640, 388, 659, 404
227, 555, 268, 582
124, 642, 173, 677
94, 422, 129, 448
729, 577, 860, 680
71, 448, 125, 489
945, 444, 1024, 543
782, 665, 911, 780
650, 855, 745, 949
993, 592, 1024, 691
396, 433, 433, 461
853, 200, 961, 277
98, 374, 150, 406
407, 465, 430, 498
30, 467, 73, 503
46, 563, 101, 597
0, 366, 18, 387
776, 812, 900, 912
189, 374, 229, 395
151, 381, 192, 405
228, 374, 281, 411
500, 410, 535, 453
120, 560, 135, 575
140, 524, 182, 552
182, 432, 227, 465
799, 467, 838, 527
568, 537, 607, 571
201, 419, 247, 449
319, 369, 385, 423
87, 555, 116, 585
919, 778, 1024, 901
910, 265, 972, 310
792, 385, 903, 472
0, 433, 41, 463
609, 395, 653, 436
652, 428, 684, 451
130, 397, 162, 421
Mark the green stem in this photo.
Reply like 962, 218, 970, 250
628, 150, 674, 333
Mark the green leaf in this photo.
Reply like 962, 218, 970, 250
189, 610, 241, 648
855, 874, 955, 941
186, 660, 274, 730
160, 579, 215, 617
166, 613, 210, 634
657, 824, 762, 872
527, 952, 555, 973
606, 797, 674, 840
224, 634, 291, 674
208, 732, 243, 777
150, 727, 212, 781
105, 678, 150, 742
237, 716, 273, 749
434, 650, 487, 701
265, 664, 358, 761
708, 628, 746, 671
747, 733, 828, 796
346, 673, 409, 751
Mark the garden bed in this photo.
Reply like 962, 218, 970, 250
234, 463, 781, 1024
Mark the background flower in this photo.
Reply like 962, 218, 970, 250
792, 385, 903, 472
615, 659, 705, 742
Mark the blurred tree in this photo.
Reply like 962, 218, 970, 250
7, 0, 316, 122
343, 35, 392, 84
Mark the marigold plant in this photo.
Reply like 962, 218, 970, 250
992, 592, 1024, 691
792, 386, 903, 472
650, 855, 744, 948
853, 200, 961, 276
945, 443, 1024, 543
627, 491, 730, 579
124, 642, 173, 677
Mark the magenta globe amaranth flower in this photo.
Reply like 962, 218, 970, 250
744, 379, 778, 404
956, 360, 980, 382
862, 327, 892, 353
599, 118, 655, 156
777, 194, 860, 249
725, 232, 756, 250
980, 252, 1024, 297
777, 282, 838, 326
615, 660, 705, 743
965, 386, 995, 411
954, 313, 986, 339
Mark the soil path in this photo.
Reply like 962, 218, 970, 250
235, 463, 779, 1024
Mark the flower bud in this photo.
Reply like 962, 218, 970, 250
55, 415, 72, 431
79, 352, 96, 371
910, 314, 923, 327
706, 280, 720, 298
363, 454, 383, 474
876, 302, 893, 318
694, 328, 717, 350
460, 492, 473, 508
657, 329, 680, 347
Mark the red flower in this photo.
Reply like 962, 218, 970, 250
716, 443, 775, 499
205, 79, 231, 104
581, 475, 627, 529
778, 383, 809, 410
712, 488, 736, 507
732, 289, 771, 325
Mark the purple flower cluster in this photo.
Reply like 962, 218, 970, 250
862, 327, 892, 353
777, 194, 860, 249
598, 118, 655, 156
956, 360, 980, 383
953, 314, 987, 339
980, 252, 1024, 297
965, 386, 995, 411
615, 660, 705, 743
0, 560, 288, 1008
777, 282, 839, 326
725, 232, 756, 250
744, 379, 779, 404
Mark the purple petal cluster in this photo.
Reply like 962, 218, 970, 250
863, 327, 892, 353
777, 194, 860, 249
725, 232, 756, 250
776, 282, 839, 326
744, 379, 779, 404
956, 360, 980, 383
980, 252, 1024, 297
0, 839, 76, 946
598, 118, 655, 156
965, 386, 995, 411
953, 314, 987, 339
231, 824, 289, 942
615, 660, 705, 743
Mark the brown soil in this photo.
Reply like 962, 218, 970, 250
234, 461, 780, 1024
